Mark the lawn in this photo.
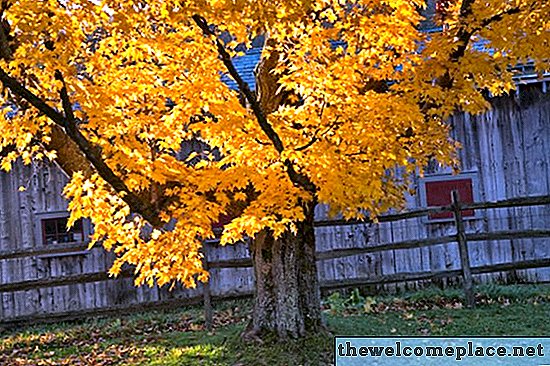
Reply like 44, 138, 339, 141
1, 284, 548, 365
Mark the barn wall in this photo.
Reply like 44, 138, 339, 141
0, 163, 165, 320
423, 87, 550, 283
1, 88, 549, 322
313, 87, 550, 292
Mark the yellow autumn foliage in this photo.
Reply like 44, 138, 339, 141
0, 0, 548, 287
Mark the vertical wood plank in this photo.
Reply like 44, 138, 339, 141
203, 244, 213, 331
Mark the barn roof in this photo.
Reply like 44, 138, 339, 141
222, 46, 263, 91
224, 38, 550, 94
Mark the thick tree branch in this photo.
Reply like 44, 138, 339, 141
450, 6, 521, 63
0, 67, 163, 227
0, 69, 67, 123
254, 41, 286, 114
55, 70, 76, 124
49, 125, 95, 177
0, 20, 12, 60
192, 14, 316, 193
192, 15, 284, 153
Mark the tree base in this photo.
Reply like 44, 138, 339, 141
247, 201, 323, 340
241, 318, 331, 344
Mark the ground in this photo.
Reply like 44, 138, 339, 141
0, 284, 548, 365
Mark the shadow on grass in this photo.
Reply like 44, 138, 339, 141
1, 285, 548, 365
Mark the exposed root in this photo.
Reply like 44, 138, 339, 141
240, 321, 265, 344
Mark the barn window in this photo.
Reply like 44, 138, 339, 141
41, 217, 84, 245
419, 173, 479, 221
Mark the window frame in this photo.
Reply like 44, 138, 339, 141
418, 172, 482, 223
35, 211, 91, 247
41, 217, 84, 245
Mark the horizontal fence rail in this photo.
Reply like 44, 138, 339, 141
3, 194, 550, 263
2, 229, 549, 271
314, 194, 550, 227
321, 258, 550, 290
1, 194, 549, 327
3, 256, 548, 295
0, 242, 90, 261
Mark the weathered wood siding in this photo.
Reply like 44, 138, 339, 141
314, 87, 550, 290
432, 86, 550, 284
1, 87, 549, 322
0, 163, 164, 320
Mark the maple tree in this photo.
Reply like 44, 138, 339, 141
0, 0, 548, 338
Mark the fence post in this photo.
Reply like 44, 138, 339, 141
203, 243, 213, 331
451, 190, 475, 308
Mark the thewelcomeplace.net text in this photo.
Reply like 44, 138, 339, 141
337, 341, 544, 361
334, 338, 550, 365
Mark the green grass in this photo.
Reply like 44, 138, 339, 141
1, 284, 548, 365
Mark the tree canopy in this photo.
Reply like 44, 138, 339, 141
0, 0, 548, 288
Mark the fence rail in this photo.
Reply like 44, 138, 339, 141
321, 258, 550, 290
1, 194, 549, 327
314, 194, 550, 227
0, 242, 89, 261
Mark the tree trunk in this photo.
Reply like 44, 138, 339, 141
245, 200, 323, 339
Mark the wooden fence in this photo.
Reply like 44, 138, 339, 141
1, 194, 549, 328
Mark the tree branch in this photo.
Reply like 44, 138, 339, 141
192, 15, 284, 153
295, 136, 318, 152
451, 5, 521, 62
55, 71, 163, 226
0, 68, 67, 123
55, 70, 76, 125
439, 3, 521, 89
191, 14, 316, 193
254, 138, 270, 146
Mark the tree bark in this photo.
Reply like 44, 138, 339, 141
245, 200, 323, 339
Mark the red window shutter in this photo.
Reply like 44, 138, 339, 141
425, 178, 475, 220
